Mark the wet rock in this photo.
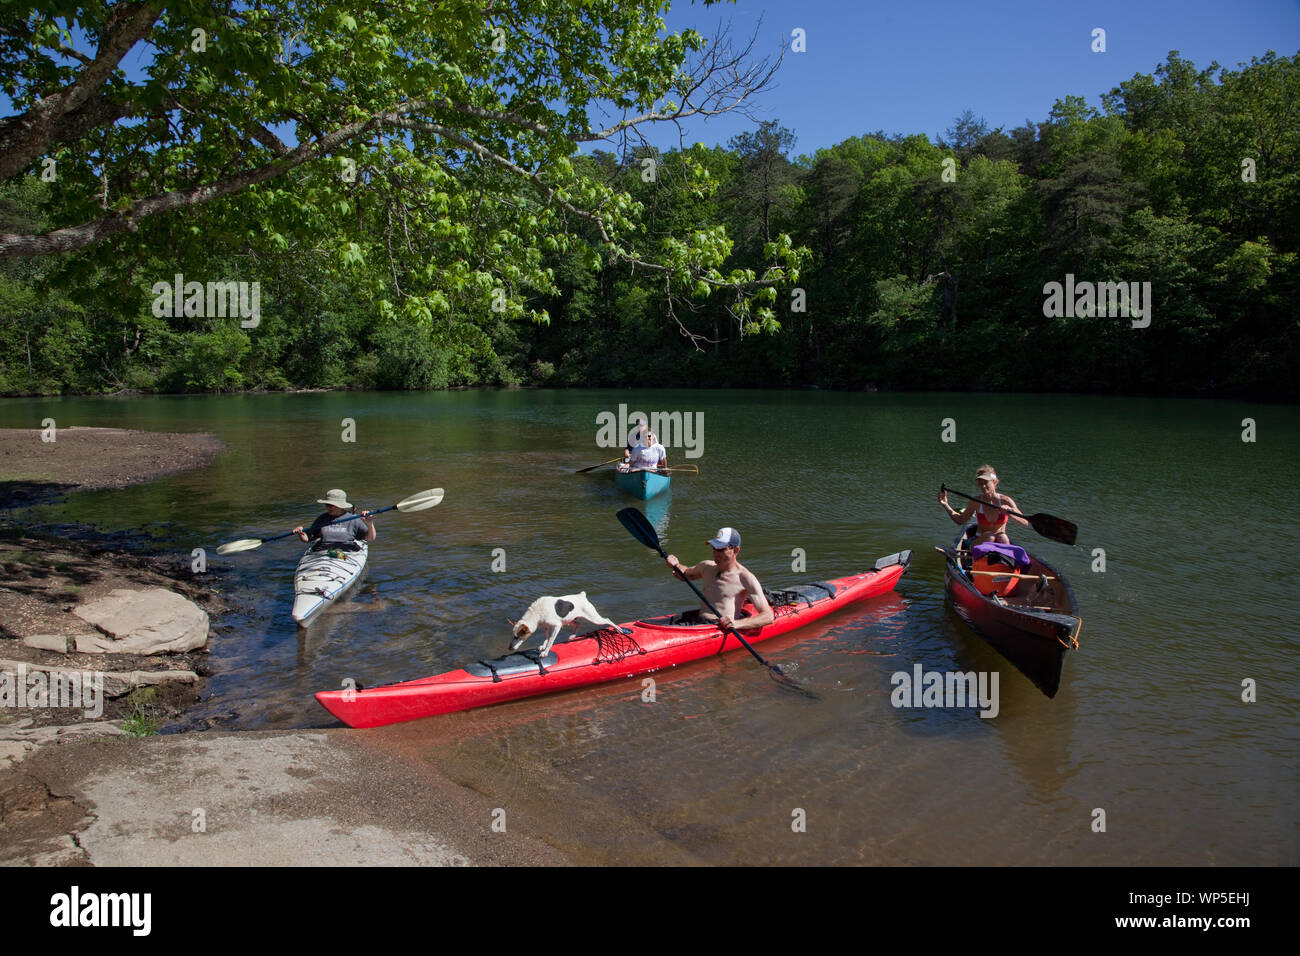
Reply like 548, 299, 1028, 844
72, 587, 208, 654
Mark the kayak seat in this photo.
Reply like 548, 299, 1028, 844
310, 541, 362, 552
466, 650, 559, 682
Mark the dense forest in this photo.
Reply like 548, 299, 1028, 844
1, 3, 1296, 399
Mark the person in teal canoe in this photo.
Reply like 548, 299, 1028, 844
293, 489, 377, 552
620, 428, 668, 473
937, 465, 1030, 545
665, 527, 774, 631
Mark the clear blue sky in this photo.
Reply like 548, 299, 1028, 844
648, 0, 1300, 155
5, 1, 1297, 159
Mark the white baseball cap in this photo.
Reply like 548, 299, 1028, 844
708, 527, 741, 549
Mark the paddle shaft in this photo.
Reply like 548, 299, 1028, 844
575, 457, 624, 474
246, 504, 390, 547
941, 484, 1077, 545
941, 485, 1031, 521
282, 505, 385, 541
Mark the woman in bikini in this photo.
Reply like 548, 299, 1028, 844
938, 465, 1029, 545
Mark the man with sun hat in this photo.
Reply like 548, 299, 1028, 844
292, 489, 377, 551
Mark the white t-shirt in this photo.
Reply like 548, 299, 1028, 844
629, 442, 666, 469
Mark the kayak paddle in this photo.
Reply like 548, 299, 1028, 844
575, 457, 624, 474
616, 506, 817, 700
216, 487, 445, 555
659, 465, 699, 475
941, 484, 1077, 546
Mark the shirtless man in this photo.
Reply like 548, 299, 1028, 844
664, 527, 774, 631
938, 465, 1029, 545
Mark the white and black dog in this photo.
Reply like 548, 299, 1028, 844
509, 592, 623, 656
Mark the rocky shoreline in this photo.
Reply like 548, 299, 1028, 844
0, 425, 571, 866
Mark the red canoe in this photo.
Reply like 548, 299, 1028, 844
316, 549, 913, 727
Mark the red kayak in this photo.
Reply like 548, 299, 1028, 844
316, 549, 913, 727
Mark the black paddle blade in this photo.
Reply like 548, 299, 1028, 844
617, 507, 662, 553
1029, 513, 1077, 546
769, 665, 819, 700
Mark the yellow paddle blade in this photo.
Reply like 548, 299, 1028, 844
216, 538, 263, 555
395, 488, 444, 512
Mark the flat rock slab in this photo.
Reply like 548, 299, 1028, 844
73, 588, 208, 654
0, 720, 125, 773
4, 732, 575, 866
21, 634, 71, 653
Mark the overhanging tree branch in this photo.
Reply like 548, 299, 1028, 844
0, 1, 163, 183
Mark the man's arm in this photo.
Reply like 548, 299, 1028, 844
295, 515, 324, 543
665, 554, 705, 580
733, 569, 774, 630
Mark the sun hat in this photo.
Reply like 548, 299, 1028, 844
317, 489, 353, 509
707, 527, 741, 549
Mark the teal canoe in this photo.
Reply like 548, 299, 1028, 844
615, 468, 671, 499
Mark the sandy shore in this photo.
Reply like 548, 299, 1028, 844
0, 425, 225, 508
1, 729, 573, 866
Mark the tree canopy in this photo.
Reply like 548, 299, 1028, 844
1, 15, 1296, 401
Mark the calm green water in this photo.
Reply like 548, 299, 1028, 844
1, 390, 1296, 864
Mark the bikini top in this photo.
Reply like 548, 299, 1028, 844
975, 495, 1007, 529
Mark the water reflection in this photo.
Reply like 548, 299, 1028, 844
2, 389, 1296, 864
642, 488, 670, 535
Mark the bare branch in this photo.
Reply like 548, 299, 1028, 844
581, 21, 782, 143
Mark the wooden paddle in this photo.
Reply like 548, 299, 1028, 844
967, 569, 1057, 581
941, 484, 1077, 546
216, 488, 445, 555
616, 507, 817, 700
659, 464, 699, 475
575, 457, 624, 474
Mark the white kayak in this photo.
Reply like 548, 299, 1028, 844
291, 542, 369, 626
